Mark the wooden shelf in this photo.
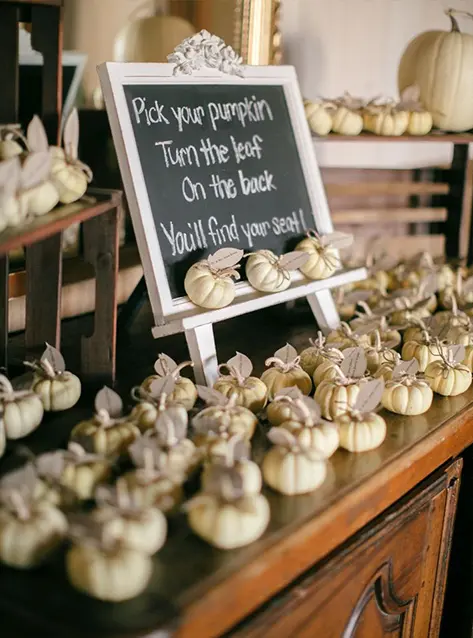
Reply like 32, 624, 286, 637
1, 308, 473, 637
0, 0, 63, 6
314, 132, 473, 143
0, 190, 121, 257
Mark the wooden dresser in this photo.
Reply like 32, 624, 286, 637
1, 305, 472, 638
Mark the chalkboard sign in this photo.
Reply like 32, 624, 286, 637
123, 83, 312, 298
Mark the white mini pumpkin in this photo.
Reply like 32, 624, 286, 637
28, 344, 81, 411
245, 249, 308, 293
381, 359, 433, 415
193, 386, 258, 443
213, 352, 268, 413
262, 427, 327, 495
402, 332, 445, 372
201, 436, 262, 496
140, 353, 197, 411
50, 109, 92, 204
185, 248, 243, 309
332, 106, 363, 136
337, 411, 386, 452
295, 231, 344, 280
261, 343, 312, 399
425, 345, 472, 396
326, 321, 371, 350
0, 124, 26, 160
266, 386, 306, 426
304, 99, 333, 136
0, 374, 44, 440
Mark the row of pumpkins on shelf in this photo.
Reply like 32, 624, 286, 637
0, 110, 92, 233
304, 85, 433, 137
184, 230, 353, 309
0, 279, 473, 602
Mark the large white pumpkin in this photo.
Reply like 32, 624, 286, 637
114, 15, 195, 63
398, 10, 473, 132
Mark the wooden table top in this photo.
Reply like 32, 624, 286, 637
2, 303, 473, 638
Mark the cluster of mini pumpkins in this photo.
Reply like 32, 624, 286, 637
184, 230, 353, 309
0, 109, 92, 233
305, 85, 433, 137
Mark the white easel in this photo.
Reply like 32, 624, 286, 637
98, 31, 367, 386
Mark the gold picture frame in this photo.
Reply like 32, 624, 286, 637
183, 0, 282, 65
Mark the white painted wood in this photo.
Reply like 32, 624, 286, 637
185, 324, 219, 386
306, 289, 340, 332
99, 46, 367, 385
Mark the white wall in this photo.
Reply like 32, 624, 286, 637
281, 0, 473, 168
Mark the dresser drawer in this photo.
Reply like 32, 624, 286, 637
229, 459, 461, 638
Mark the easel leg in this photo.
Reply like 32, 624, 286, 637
306, 290, 340, 333
81, 207, 119, 385
185, 324, 218, 386
0, 256, 9, 372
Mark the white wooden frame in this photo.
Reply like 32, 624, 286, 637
98, 44, 366, 385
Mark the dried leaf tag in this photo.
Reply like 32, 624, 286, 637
128, 436, 161, 469
207, 247, 243, 270
226, 352, 253, 378
353, 379, 384, 413
0, 157, 21, 197
401, 84, 421, 105
278, 251, 309, 271
274, 386, 304, 401
63, 108, 79, 159
27, 115, 49, 152
196, 385, 227, 405
148, 375, 176, 398
462, 276, 473, 295
320, 231, 354, 249
21, 151, 51, 191
420, 273, 438, 298
154, 353, 178, 376
393, 358, 419, 378
155, 407, 188, 441
343, 290, 372, 304
298, 396, 321, 422
267, 426, 297, 448
95, 386, 123, 418
448, 344, 466, 364
351, 318, 380, 336
340, 347, 366, 378
41, 342, 66, 373
370, 255, 398, 273
273, 343, 298, 363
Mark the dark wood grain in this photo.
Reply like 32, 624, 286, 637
0, 2, 19, 124
25, 233, 63, 351
0, 305, 471, 637
0, 0, 62, 6
229, 460, 462, 638
445, 144, 470, 259
81, 203, 119, 385
0, 191, 121, 257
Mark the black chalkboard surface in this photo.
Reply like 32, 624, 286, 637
124, 83, 313, 298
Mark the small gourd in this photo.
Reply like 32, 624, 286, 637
192, 386, 258, 443
147, 407, 198, 475
261, 343, 312, 399
336, 379, 387, 452
363, 101, 409, 136
350, 303, 402, 349
94, 480, 167, 555
70, 387, 140, 456
279, 395, 340, 458
382, 359, 433, 415
131, 376, 188, 433
23, 116, 60, 215
331, 93, 364, 135
398, 85, 433, 135
0, 374, 44, 439
0, 123, 26, 160
334, 287, 373, 321
201, 435, 262, 496
314, 347, 369, 420
364, 330, 400, 374
140, 353, 197, 411
425, 344, 472, 397
262, 427, 327, 495
27, 343, 81, 411
35, 443, 111, 503
0, 466, 67, 568
299, 330, 339, 376
326, 321, 371, 350
0, 157, 30, 231
124, 438, 185, 513
266, 386, 306, 426
296, 230, 353, 280
402, 331, 446, 372
213, 352, 268, 413
373, 349, 402, 382
50, 109, 93, 204
304, 99, 333, 136
312, 348, 345, 386
184, 247, 243, 309
186, 466, 270, 549
66, 518, 153, 601
245, 249, 309, 293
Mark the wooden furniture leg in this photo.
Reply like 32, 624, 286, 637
25, 234, 63, 353
81, 205, 119, 385
445, 143, 470, 260
0, 257, 9, 372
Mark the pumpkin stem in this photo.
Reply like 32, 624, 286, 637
445, 8, 473, 32
172, 361, 193, 381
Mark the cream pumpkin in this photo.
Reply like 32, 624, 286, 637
295, 233, 339, 280
261, 344, 312, 399
337, 411, 387, 453
398, 9, 473, 132
184, 248, 243, 309
326, 322, 371, 350
140, 353, 197, 411
304, 99, 333, 136
0, 375, 44, 440
425, 346, 472, 396
262, 427, 327, 495
245, 250, 308, 293
332, 106, 363, 136
364, 105, 409, 136
407, 110, 433, 136
313, 351, 344, 386
315, 378, 365, 420
266, 387, 306, 426
28, 345, 81, 412
382, 373, 433, 416
213, 352, 268, 413
201, 437, 262, 496
402, 335, 445, 372
299, 331, 342, 376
